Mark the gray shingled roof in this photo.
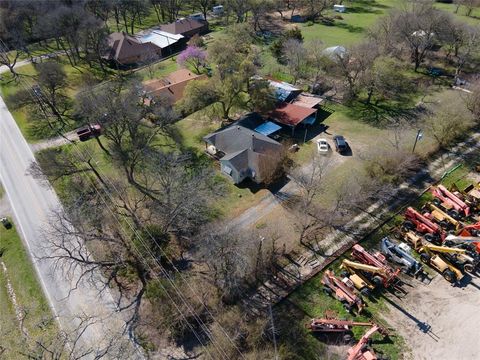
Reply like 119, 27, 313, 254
203, 125, 281, 154
204, 125, 282, 182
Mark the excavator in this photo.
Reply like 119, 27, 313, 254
340, 259, 400, 296
403, 207, 446, 244
321, 269, 366, 314
347, 324, 389, 360
431, 184, 471, 218
401, 231, 464, 284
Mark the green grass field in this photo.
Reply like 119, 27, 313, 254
298, 0, 479, 47
0, 215, 56, 357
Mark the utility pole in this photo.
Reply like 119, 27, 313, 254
412, 129, 423, 153
268, 303, 279, 360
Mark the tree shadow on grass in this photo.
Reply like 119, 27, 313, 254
334, 22, 365, 34
346, 5, 385, 15
352, 0, 392, 9
343, 100, 420, 128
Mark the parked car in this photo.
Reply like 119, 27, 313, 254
1, 217, 12, 230
77, 124, 101, 142
316, 138, 330, 154
333, 135, 348, 153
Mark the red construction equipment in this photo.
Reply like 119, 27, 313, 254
321, 270, 365, 314
403, 207, 446, 244
306, 311, 373, 343
347, 324, 389, 360
431, 185, 470, 218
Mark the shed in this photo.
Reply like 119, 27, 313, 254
213, 5, 224, 15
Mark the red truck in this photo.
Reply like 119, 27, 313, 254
77, 124, 101, 142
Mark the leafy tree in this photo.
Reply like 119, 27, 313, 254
177, 45, 207, 74
190, 0, 213, 22
181, 25, 258, 119
303, 0, 335, 22
270, 26, 303, 60
362, 56, 412, 105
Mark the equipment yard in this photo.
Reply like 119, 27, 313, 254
382, 273, 480, 360
281, 166, 480, 360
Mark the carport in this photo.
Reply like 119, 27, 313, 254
254, 121, 282, 137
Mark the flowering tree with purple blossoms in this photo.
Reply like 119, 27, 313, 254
177, 45, 207, 74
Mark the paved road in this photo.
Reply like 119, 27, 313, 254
0, 95, 139, 358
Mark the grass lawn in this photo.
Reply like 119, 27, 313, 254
298, 0, 479, 48
299, 0, 398, 47
136, 56, 180, 81
0, 57, 118, 142
0, 215, 56, 356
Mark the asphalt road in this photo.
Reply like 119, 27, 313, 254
0, 95, 139, 357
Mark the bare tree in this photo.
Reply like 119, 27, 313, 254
465, 80, 480, 122
454, 0, 480, 17
328, 41, 378, 100
423, 91, 475, 149
287, 154, 339, 244
14, 312, 136, 360
198, 226, 282, 303
283, 39, 308, 84
302, 0, 335, 22
360, 55, 413, 105
389, 4, 449, 71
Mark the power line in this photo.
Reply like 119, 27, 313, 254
1, 41, 245, 359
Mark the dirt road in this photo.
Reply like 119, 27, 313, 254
382, 274, 480, 360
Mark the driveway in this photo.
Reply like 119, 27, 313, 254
0, 95, 140, 357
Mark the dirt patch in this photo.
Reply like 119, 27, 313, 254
381, 274, 480, 360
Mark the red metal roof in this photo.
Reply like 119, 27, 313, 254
268, 102, 317, 127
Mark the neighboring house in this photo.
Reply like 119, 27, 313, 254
203, 124, 283, 184
159, 18, 209, 38
322, 46, 347, 60
268, 102, 318, 135
105, 31, 183, 66
143, 68, 207, 104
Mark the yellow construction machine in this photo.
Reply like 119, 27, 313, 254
421, 244, 478, 274
424, 203, 461, 230
340, 259, 400, 297
402, 231, 465, 284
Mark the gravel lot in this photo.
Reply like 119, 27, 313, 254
382, 273, 480, 360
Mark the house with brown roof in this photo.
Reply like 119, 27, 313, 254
143, 68, 207, 104
159, 18, 209, 38
105, 30, 184, 66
